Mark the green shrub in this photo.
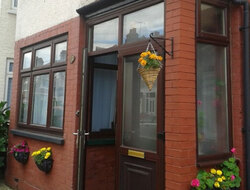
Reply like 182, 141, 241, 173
0, 101, 10, 167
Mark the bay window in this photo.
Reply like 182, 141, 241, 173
196, 0, 231, 164
18, 35, 67, 134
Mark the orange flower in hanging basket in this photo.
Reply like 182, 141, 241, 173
138, 50, 163, 91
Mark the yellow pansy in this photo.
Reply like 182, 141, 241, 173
47, 147, 51, 151
216, 170, 222, 176
214, 182, 220, 188
222, 176, 226, 180
138, 57, 143, 63
140, 52, 147, 57
31, 152, 36, 157
140, 60, 147, 67
40, 147, 46, 151
157, 56, 163, 61
210, 168, 216, 174
217, 178, 223, 182
149, 54, 157, 59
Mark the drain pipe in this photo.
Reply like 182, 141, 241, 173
231, 0, 250, 189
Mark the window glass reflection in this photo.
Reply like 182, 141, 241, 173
51, 72, 65, 128
93, 18, 118, 51
19, 77, 30, 123
123, 3, 164, 44
201, 3, 225, 35
23, 52, 32, 69
31, 74, 49, 126
55, 42, 67, 63
122, 55, 157, 152
197, 43, 229, 155
35, 46, 51, 67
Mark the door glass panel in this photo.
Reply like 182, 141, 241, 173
92, 68, 117, 132
123, 2, 164, 44
122, 55, 157, 152
31, 74, 49, 126
93, 18, 119, 51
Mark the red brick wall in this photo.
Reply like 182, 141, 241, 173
85, 146, 115, 190
231, 5, 245, 190
165, 0, 196, 189
5, 16, 86, 190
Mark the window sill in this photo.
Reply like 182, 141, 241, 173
10, 129, 64, 145
8, 9, 17, 15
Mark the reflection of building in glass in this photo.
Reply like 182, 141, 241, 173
36, 57, 44, 67
59, 50, 66, 62
124, 28, 161, 44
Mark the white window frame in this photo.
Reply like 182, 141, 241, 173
11, 0, 18, 9
5, 58, 14, 107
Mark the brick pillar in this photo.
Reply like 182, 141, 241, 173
165, 1, 197, 189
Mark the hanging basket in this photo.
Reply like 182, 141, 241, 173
137, 41, 163, 91
138, 67, 161, 91
35, 159, 53, 173
13, 152, 29, 164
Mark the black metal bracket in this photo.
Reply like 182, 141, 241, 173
149, 33, 174, 59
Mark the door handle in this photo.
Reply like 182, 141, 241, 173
73, 130, 90, 136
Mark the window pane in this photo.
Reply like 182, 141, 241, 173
35, 46, 51, 67
51, 72, 65, 128
93, 18, 118, 51
201, 3, 226, 35
23, 52, 32, 69
91, 68, 117, 132
7, 78, 12, 107
19, 77, 30, 123
122, 55, 157, 152
197, 43, 229, 156
55, 41, 67, 63
31, 74, 49, 126
123, 3, 164, 44
94, 53, 117, 65
9, 62, 13, 72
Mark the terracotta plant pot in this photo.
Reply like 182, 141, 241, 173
13, 152, 29, 164
35, 159, 53, 173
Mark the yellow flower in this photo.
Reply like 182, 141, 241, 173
210, 168, 216, 174
31, 152, 36, 157
40, 147, 46, 151
157, 56, 163, 61
140, 60, 147, 67
138, 57, 143, 63
47, 147, 51, 151
44, 155, 49, 159
216, 170, 222, 176
217, 178, 223, 182
146, 51, 151, 55
140, 52, 147, 57
149, 54, 157, 59
214, 182, 220, 188
222, 176, 226, 180
37, 151, 41, 155
46, 152, 51, 157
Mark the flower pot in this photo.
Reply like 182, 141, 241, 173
138, 67, 161, 91
13, 152, 29, 164
35, 159, 53, 173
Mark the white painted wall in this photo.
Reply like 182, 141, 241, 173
16, 0, 97, 41
0, 0, 16, 102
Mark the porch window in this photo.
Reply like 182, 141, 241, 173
123, 3, 164, 44
18, 35, 67, 134
196, 0, 231, 163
